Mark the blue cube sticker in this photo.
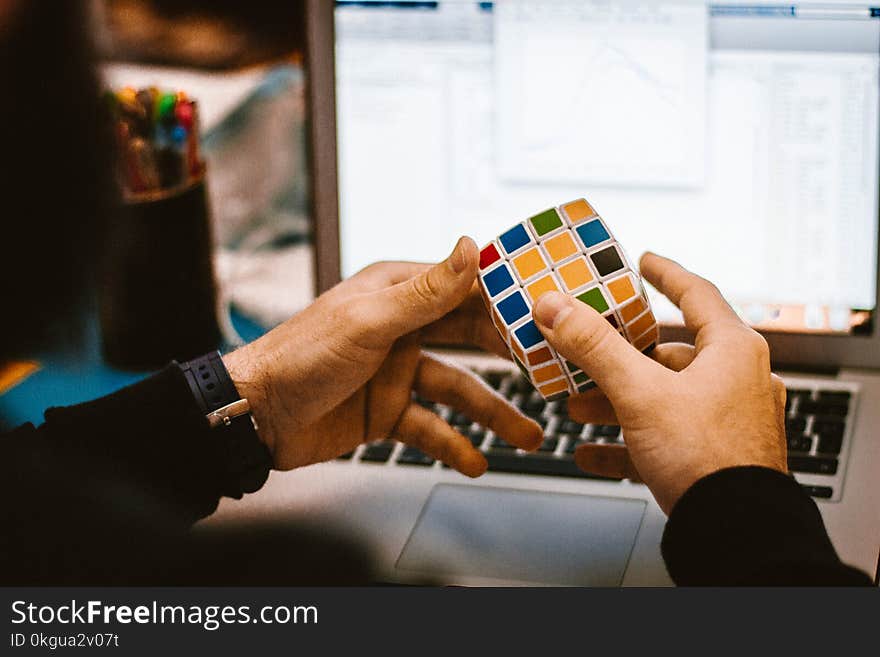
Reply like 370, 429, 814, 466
483, 265, 515, 297
499, 224, 531, 255
576, 220, 610, 249
497, 291, 530, 325
514, 320, 543, 349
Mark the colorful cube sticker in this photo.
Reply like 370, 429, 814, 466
498, 223, 533, 256
542, 232, 579, 264
478, 198, 658, 400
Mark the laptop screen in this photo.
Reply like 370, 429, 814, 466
334, 0, 880, 336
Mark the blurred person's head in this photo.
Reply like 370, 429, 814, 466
0, 0, 114, 360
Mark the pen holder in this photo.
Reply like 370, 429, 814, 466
99, 169, 222, 370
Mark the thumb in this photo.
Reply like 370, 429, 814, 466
533, 291, 662, 402
359, 236, 479, 343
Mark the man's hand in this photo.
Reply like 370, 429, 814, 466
223, 237, 543, 477
532, 252, 787, 514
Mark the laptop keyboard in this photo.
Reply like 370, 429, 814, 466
340, 370, 858, 501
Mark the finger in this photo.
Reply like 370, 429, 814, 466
420, 286, 510, 359
312, 263, 431, 312
566, 344, 695, 424
363, 335, 421, 441
574, 443, 642, 482
338, 262, 431, 297
392, 403, 488, 478
567, 388, 619, 425
639, 252, 744, 342
533, 291, 665, 403
651, 342, 696, 372
415, 353, 544, 451
356, 237, 480, 345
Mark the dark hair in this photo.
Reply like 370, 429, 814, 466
0, 1, 115, 358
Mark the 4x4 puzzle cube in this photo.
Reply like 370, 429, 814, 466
478, 198, 658, 401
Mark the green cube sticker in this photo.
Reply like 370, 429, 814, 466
576, 288, 609, 314
529, 209, 563, 236
573, 371, 590, 385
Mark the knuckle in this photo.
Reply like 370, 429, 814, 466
357, 261, 388, 279
566, 318, 614, 359
748, 330, 771, 359
332, 298, 379, 351
337, 299, 366, 332
770, 373, 786, 400
410, 271, 442, 307
700, 276, 722, 297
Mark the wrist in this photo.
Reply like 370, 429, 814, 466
223, 346, 277, 457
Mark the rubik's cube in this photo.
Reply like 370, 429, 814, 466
478, 198, 658, 401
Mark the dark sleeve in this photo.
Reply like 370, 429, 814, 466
19, 363, 253, 523
0, 363, 259, 584
661, 466, 873, 586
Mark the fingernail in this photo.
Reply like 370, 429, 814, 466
449, 237, 468, 274
534, 292, 572, 329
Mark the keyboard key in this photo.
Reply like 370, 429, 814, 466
557, 420, 585, 436
798, 400, 848, 417
817, 434, 843, 455
551, 398, 567, 413
817, 391, 851, 404
785, 417, 806, 436
416, 397, 436, 411
788, 456, 838, 475
485, 452, 619, 480
565, 439, 585, 454
522, 396, 546, 414
449, 412, 472, 428
538, 438, 558, 453
593, 425, 621, 439
800, 485, 833, 499
813, 418, 845, 439
397, 447, 435, 466
467, 427, 486, 447
523, 407, 545, 421
484, 371, 507, 390
787, 436, 812, 453
361, 442, 395, 463
491, 436, 515, 450
531, 416, 549, 429
510, 377, 533, 395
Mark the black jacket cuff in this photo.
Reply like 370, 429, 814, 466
40, 363, 235, 525
661, 466, 872, 586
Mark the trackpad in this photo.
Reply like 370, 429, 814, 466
396, 484, 646, 586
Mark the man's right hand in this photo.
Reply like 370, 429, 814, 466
532, 252, 788, 515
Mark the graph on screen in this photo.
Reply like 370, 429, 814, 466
495, 1, 708, 188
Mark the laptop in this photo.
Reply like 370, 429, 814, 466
211, 0, 880, 585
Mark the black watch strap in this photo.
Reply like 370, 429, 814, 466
179, 351, 272, 495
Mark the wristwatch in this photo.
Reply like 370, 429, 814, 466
179, 351, 272, 495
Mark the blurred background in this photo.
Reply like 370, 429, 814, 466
99, 0, 313, 330
0, 0, 313, 427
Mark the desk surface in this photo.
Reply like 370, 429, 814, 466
0, 309, 267, 430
